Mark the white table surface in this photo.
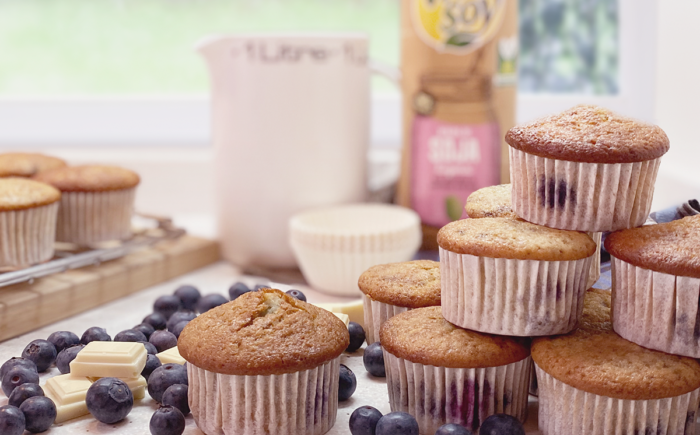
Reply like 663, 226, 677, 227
0, 261, 542, 434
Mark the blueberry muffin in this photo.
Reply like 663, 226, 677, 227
533, 288, 700, 435
438, 217, 596, 336
0, 178, 60, 267
34, 165, 139, 245
358, 260, 440, 344
381, 307, 531, 434
606, 214, 700, 357
507, 105, 669, 231
179, 288, 349, 435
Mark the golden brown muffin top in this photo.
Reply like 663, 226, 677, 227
0, 153, 67, 178
380, 307, 530, 368
0, 178, 61, 211
464, 184, 519, 220
178, 289, 349, 376
532, 289, 700, 400
358, 260, 440, 308
437, 217, 596, 261
34, 165, 140, 192
605, 215, 700, 279
506, 105, 669, 163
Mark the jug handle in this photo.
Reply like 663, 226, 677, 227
369, 60, 401, 87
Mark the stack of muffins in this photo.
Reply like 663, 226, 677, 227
0, 152, 141, 268
371, 105, 700, 434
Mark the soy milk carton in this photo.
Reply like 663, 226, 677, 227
396, 0, 518, 249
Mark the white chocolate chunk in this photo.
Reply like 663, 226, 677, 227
43, 374, 93, 423
156, 346, 186, 365
334, 313, 350, 328
313, 299, 364, 326
70, 341, 147, 379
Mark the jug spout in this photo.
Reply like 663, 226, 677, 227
195, 35, 231, 63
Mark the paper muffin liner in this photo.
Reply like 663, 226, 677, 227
383, 350, 530, 434
188, 358, 340, 435
0, 202, 58, 267
440, 248, 592, 336
611, 256, 700, 358
363, 294, 410, 345
509, 147, 661, 232
587, 232, 602, 288
535, 363, 700, 435
528, 361, 538, 397
56, 188, 136, 245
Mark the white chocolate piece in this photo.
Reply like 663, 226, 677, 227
334, 313, 350, 328
156, 346, 186, 365
70, 341, 147, 379
87, 376, 147, 400
43, 374, 93, 423
313, 299, 364, 326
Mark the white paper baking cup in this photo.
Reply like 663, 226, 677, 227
188, 358, 340, 435
440, 248, 592, 336
384, 350, 530, 434
56, 188, 136, 245
0, 202, 58, 267
611, 256, 700, 358
509, 147, 661, 232
535, 363, 700, 435
290, 204, 421, 296
363, 294, 410, 345
587, 232, 602, 288
528, 361, 538, 397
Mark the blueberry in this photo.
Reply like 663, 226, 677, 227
1, 357, 37, 380
149, 405, 185, 435
349, 405, 383, 435
161, 384, 189, 415
140, 341, 158, 355
0, 405, 25, 435
196, 293, 228, 313
339, 364, 357, 401
479, 414, 525, 435
143, 313, 168, 331
8, 383, 43, 408
149, 330, 178, 353
114, 329, 148, 343
166, 311, 196, 333
228, 282, 251, 300
46, 331, 80, 354
154, 295, 182, 321
375, 412, 419, 435
56, 344, 85, 375
86, 377, 133, 424
436, 423, 473, 435
1, 365, 39, 396
141, 354, 162, 381
80, 326, 111, 345
19, 396, 56, 433
346, 322, 366, 352
363, 342, 386, 377
21, 340, 56, 373
173, 285, 201, 311
147, 363, 188, 403
171, 321, 190, 339
133, 323, 156, 339
253, 284, 270, 291
285, 289, 307, 302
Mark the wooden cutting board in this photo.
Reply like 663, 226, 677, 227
0, 235, 220, 342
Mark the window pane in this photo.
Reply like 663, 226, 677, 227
519, 0, 619, 94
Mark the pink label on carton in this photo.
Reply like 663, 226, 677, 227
411, 116, 500, 227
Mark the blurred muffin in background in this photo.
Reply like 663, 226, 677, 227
0, 152, 67, 178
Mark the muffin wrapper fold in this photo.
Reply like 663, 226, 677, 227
56, 188, 135, 245
0, 202, 58, 267
611, 256, 700, 358
384, 351, 530, 434
440, 248, 592, 336
509, 147, 661, 232
587, 232, 602, 288
363, 295, 409, 345
535, 363, 700, 435
188, 359, 339, 435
